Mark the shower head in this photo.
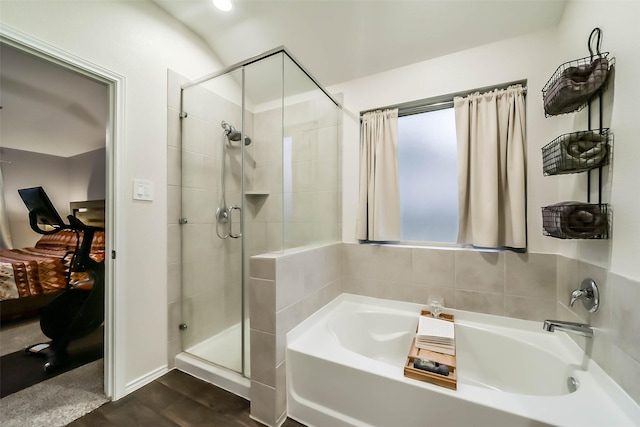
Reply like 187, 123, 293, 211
227, 127, 242, 141
221, 120, 252, 146
229, 129, 252, 146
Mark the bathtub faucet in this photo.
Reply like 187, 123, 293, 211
543, 320, 594, 338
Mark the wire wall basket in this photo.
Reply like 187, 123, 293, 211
542, 202, 609, 240
542, 52, 612, 117
542, 129, 611, 176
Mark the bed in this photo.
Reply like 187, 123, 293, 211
0, 200, 105, 322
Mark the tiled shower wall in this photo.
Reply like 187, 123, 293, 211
248, 242, 640, 425
281, 97, 342, 249
246, 106, 282, 256
248, 244, 342, 426
244, 94, 341, 257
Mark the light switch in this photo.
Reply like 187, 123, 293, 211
133, 179, 154, 201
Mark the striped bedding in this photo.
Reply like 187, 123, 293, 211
0, 230, 105, 302
0, 247, 69, 301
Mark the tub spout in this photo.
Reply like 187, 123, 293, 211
543, 320, 594, 338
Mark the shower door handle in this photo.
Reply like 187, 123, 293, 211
229, 205, 242, 238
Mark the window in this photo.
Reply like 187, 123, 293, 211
360, 81, 526, 246
397, 108, 459, 243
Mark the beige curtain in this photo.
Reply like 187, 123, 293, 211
356, 109, 401, 241
454, 85, 526, 249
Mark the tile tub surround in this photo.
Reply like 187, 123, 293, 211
342, 243, 558, 322
555, 256, 640, 405
249, 243, 342, 426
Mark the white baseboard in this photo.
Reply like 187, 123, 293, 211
124, 365, 169, 395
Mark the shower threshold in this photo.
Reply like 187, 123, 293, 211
175, 321, 250, 399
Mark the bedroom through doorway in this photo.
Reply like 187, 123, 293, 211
0, 37, 112, 411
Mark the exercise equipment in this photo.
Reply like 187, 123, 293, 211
18, 187, 105, 372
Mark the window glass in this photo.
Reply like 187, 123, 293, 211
397, 108, 459, 243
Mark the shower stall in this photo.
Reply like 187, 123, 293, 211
175, 48, 341, 396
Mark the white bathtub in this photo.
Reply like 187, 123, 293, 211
287, 294, 640, 427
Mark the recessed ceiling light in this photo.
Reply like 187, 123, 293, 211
212, 0, 232, 12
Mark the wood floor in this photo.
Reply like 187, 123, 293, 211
68, 369, 305, 427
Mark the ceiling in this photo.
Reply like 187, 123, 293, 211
0, 43, 109, 158
0, 0, 567, 158
153, 0, 568, 87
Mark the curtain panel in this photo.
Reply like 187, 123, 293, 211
356, 109, 401, 242
454, 85, 526, 249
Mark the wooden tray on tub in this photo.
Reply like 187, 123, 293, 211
403, 310, 457, 390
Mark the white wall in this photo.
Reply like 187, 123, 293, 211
0, 0, 224, 396
1, 147, 71, 248
68, 148, 107, 203
554, 1, 640, 281
1, 147, 105, 248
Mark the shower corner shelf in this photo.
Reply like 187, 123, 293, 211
245, 190, 269, 196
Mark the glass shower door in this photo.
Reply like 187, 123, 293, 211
180, 68, 245, 374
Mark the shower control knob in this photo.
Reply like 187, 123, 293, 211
569, 278, 600, 313
216, 208, 229, 223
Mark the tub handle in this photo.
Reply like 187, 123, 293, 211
569, 278, 599, 313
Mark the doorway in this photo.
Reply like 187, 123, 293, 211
0, 28, 120, 403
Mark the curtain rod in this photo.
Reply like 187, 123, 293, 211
361, 80, 527, 118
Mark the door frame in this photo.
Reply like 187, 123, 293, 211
0, 24, 126, 399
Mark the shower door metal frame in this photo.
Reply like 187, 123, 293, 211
181, 46, 342, 109
239, 65, 246, 375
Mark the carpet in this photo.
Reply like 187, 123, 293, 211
0, 317, 48, 357
0, 358, 108, 427
0, 326, 103, 398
